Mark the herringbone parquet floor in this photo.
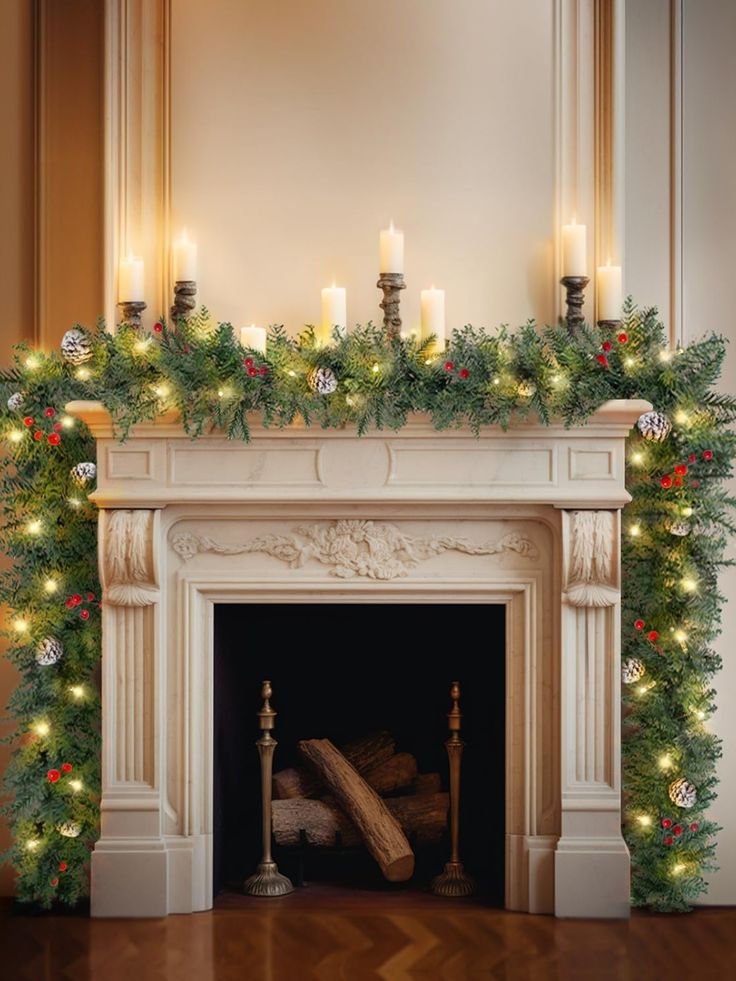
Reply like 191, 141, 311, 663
3, 893, 735, 981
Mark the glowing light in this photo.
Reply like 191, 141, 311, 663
67, 497, 82, 509
345, 396, 355, 407
659, 349, 673, 363
492, 377, 500, 386
69, 685, 85, 700
671, 863, 686, 876
26, 519, 42, 535
8, 429, 23, 443
25, 839, 40, 852
675, 409, 689, 425
628, 524, 641, 538
674, 629, 688, 644
60, 415, 75, 429
33, 721, 50, 737
681, 577, 697, 593
44, 578, 59, 594
371, 364, 380, 374
681, 506, 694, 518
658, 753, 674, 771
624, 357, 636, 368
637, 685, 649, 696
637, 815, 652, 827
25, 356, 40, 370
133, 339, 151, 354
13, 618, 29, 633
631, 452, 644, 465
287, 370, 296, 378
75, 367, 91, 381
69, 779, 83, 793
152, 384, 170, 399
696, 709, 706, 721
424, 359, 433, 366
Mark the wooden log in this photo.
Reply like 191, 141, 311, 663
413, 772, 442, 795
272, 793, 449, 848
361, 752, 417, 795
297, 738, 414, 881
273, 730, 396, 800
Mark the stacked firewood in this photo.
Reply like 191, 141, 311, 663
271, 731, 449, 882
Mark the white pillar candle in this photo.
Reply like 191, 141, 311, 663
240, 324, 267, 354
173, 229, 197, 282
379, 221, 404, 274
597, 263, 623, 321
118, 254, 145, 302
561, 219, 587, 277
420, 286, 446, 351
319, 285, 347, 344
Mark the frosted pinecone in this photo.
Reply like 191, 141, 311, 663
308, 366, 338, 395
57, 821, 81, 838
71, 461, 97, 485
668, 777, 697, 810
622, 658, 646, 685
669, 520, 692, 537
61, 328, 93, 366
637, 410, 671, 442
7, 392, 24, 412
36, 636, 64, 666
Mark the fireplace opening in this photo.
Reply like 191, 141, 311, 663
214, 603, 505, 904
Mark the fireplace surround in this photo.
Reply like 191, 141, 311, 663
68, 398, 649, 918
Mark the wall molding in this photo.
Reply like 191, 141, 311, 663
669, 0, 684, 346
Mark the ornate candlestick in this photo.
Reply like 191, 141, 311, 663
431, 681, 475, 897
243, 680, 294, 897
560, 276, 589, 335
377, 273, 406, 340
118, 301, 147, 329
170, 280, 197, 323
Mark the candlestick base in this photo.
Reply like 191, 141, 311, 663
431, 861, 476, 898
170, 280, 197, 323
560, 276, 589, 336
243, 861, 294, 898
597, 319, 623, 330
377, 272, 406, 340
118, 301, 147, 329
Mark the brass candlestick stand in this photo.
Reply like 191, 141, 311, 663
243, 680, 294, 897
377, 272, 406, 339
171, 280, 197, 322
118, 301, 147, 328
431, 681, 475, 897
560, 276, 589, 335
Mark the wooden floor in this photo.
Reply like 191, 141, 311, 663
2, 892, 735, 981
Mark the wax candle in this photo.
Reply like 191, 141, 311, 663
240, 324, 267, 354
561, 219, 587, 277
173, 229, 197, 282
420, 286, 446, 350
597, 263, 622, 321
319, 285, 347, 344
118, 254, 145, 302
379, 221, 404, 274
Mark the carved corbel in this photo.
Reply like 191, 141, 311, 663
101, 509, 160, 606
562, 510, 619, 607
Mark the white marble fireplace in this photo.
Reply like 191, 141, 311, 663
68, 398, 649, 919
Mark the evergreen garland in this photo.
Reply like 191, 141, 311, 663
1, 301, 734, 911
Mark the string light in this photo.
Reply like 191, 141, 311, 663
13, 617, 29, 634
33, 721, 50, 737
152, 383, 170, 399
69, 779, 83, 793
696, 709, 707, 721
681, 577, 697, 593
217, 387, 232, 399
492, 376, 500, 385
628, 524, 641, 538
69, 685, 85, 700
674, 628, 688, 644
371, 363, 380, 374
675, 409, 690, 425
8, 429, 23, 443
671, 863, 686, 876
287, 370, 296, 377
624, 356, 636, 368
60, 415, 75, 429
67, 497, 82, 509
25, 839, 40, 852
75, 367, 91, 381
659, 349, 673, 363
658, 753, 674, 771
637, 684, 650, 696
26, 519, 42, 535
25, 355, 40, 370
630, 452, 644, 466
637, 815, 652, 828
133, 338, 151, 354
681, 506, 694, 518
44, 578, 59, 594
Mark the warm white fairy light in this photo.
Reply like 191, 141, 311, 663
682, 506, 694, 518
134, 338, 152, 354
33, 720, 50, 737
287, 370, 296, 377
60, 415, 75, 429
67, 497, 82, 509
681, 577, 697, 593
69, 684, 85, 700
637, 684, 649, 696
8, 429, 23, 443
674, 628, 688, 644
624, 356, 636, 368
658, 753, 674, 771
631, 451, 644, 465
44, 578, 59, 594
675, 409, 690, 425
629, 524, 641, 538
13, 617, 29, 634
659, 349, 673, 363
637, 815, 652, 827
492, 376, 500, 386
25, 356, 40, 370
152, 383, 170, 399
25, 839, 40, 852
69, 779, 83, 793
75, 367, 91, 381
26, 519, 42, 535
696, 709, 707, 721
371, 363, 380, 374
671, 863, 686, 876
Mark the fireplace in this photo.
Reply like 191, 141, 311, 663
69, 398, 649, 918
213, 602, 506, 902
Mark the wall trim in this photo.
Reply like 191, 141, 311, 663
669, 0, 684, 346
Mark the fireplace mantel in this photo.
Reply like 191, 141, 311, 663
68, 399, 649, 919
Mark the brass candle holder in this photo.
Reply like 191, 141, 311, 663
377, 272, 406, 340
171, 280, 197, 323
560, 275, 589, 335
243, 680, 294, 897
118, 301, 147, 329
431, 681, 476, 897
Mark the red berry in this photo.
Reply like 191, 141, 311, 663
44, 407, 55, 418
690, 822, 699, 832
444, 361, 455, 372
673, 476, 683, 488
662, 818, 673, 829
47, 769, 60, 783
691, 479, 701, 489
33, 430, 43, 441
53, 422, 62, 432
602, 340, 613, 352
259, 366, 268, 376
59, 862, 68, 872
247, 367, 257, 377
596, 354, 609, 367
647, 630, 659, 643
153, 322, 163, 333
663, 835, 674, 846
703, 450, 714, 461
50, 877, 59, 888
688, 453, 697, 463
80, 609, 90, 621
65, 598, 75, 609
61, 762, 73, 773
673, 825, 683, 836
244, 357, 254, 368
47, 433, 61, 446
617, 332, 628, 344
459, 368, 470, 379
86, 592, 95, 602
23, 417, 34, 427
71, 594, 82, 606
674, 464, 688, 476
634, 619, 645, 631
660, 475, 673, 489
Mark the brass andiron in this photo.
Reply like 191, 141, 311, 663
170, 280, 197, 323
560, 275, 589, 336
118, 301, 147, 329
431, 681, 476, 897
243, 680, 294, 897
377, 272, 406, 340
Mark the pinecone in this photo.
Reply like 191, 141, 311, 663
71, 462, 97, 485
36, 636, 64, 666
57, 821, 81, 838
308, 366, 338, 395
668, 777, 697, 809
6, 392, 24, 412
637, 410, 671, 442
669, 520, 692, 537
622, 658, 646, 685
61, 328, 93, 366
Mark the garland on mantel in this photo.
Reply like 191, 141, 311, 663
1, 301, 735, 911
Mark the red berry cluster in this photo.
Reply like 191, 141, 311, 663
243, 357, 269, 378
23, 408, 63, 446
65, 592, 97, 621
47, 762, 73, 783
634, 619, 662, 647
444, 361, 471, 380
596, 332, 628, 367
661, 817, 699, 846
153, 322, 164, 333
660, 450, 714, 490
